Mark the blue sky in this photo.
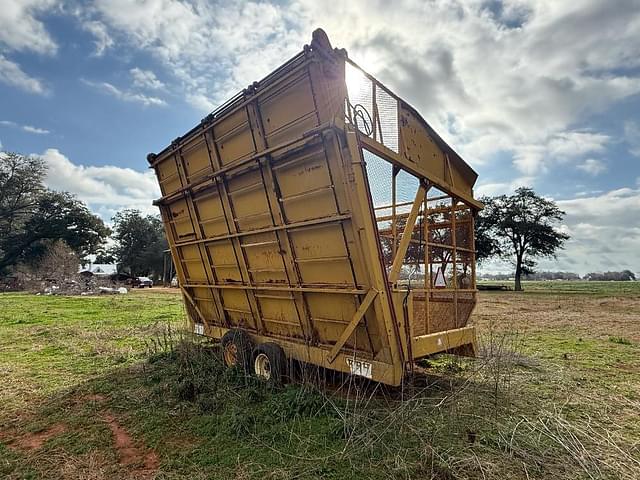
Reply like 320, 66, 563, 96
1, 0, 639, 275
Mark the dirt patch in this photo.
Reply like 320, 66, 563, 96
473, 293, 640, 341
9, 423, 67, 450
102, 412, 159, 476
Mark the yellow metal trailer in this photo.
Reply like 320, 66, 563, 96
148, 29, 482, 386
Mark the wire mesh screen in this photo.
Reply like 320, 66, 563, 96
375, 87, 399, 152
346, 59, 478, 339
363, 150, 392, 208
346, 61, 399, 153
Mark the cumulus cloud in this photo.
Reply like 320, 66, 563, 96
481, 187, 640, 275
38, 148, 160, 220
576, 158, 606, 176
625, 121, 640, 157
130, 67, 165, 90
0, 0, 58, 55
83, 20, 114, 56
0, 54, 49, 95
86, 0, 306, 111
0, 120, 50, 134
72, 0, 640, 184
475, 175, 535, 197
81, 78, 166, 106
551, 188, 640, 274
291, 0, 639, 177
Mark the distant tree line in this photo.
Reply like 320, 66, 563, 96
0, 152, 167, 285
96, 209, 167, 279
0, 152, 110, 277
583, 270, 636, 281
2, 151, 636, 290
480, 270, 636, 281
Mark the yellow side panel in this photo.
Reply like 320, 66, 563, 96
213, 109, 256, 165
275, 148, 338, 222
192, 287, 219, 323
226, 168, 272, 231
305, 293, 371, 351
182, 139, 213, 184
156, 155, 183, 195
289, 224, 353, 285
193, 189, 228, 238
207, 241, 241, 283
257, 293, 303, 338
241, 232, 287, 284
167, 198, 195, 241
221, 289, 256, 330
259, 74, 319, 146
179, 244, 207, 283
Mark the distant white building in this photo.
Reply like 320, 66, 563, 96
79, 263, 117, 277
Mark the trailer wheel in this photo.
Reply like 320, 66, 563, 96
221, 329, 253, 372
252, 343, 286, 384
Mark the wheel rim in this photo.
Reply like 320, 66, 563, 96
254, 353, 271, 380
223, 343, 238, 367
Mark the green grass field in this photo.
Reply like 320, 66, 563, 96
1, 286, 639, 479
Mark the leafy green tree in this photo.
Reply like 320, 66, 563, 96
477, 187, 569, 291
474, 196, 501, 262
109, 209, 167, 278
0, 152, 110, 273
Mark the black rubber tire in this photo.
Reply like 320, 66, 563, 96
252, 342, 286, 385
221, 329, 254, 372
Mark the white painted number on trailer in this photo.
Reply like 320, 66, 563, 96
346, 358, 373, 379
194, 323, 204, 335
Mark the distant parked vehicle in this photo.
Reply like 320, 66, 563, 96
134, 276, 153, 288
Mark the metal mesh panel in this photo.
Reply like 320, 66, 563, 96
375, 87, 399, 153
363, 150, 392, 207
345, 61, 399, 153
346, 63, 373, 130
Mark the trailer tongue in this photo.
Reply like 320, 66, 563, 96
148, 29, 481, 386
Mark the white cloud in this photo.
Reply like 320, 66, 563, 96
550, 188, 640, 274
38, 148, 160, 220
512, 131, 610, 175
81, 78, 166, 106
87, 0, 305, 111
0, 0, 58, 55
22, 125, 50, 135
83, 20, 114, 56
130, 67, 164, 90
625, 121, 640, 157
0, 54, 48, 95
0, 119, 50, 135
290, 0, 640, 178
576, 158, 606, 176
475, 175, 535, 197
481, 187, 640, 275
